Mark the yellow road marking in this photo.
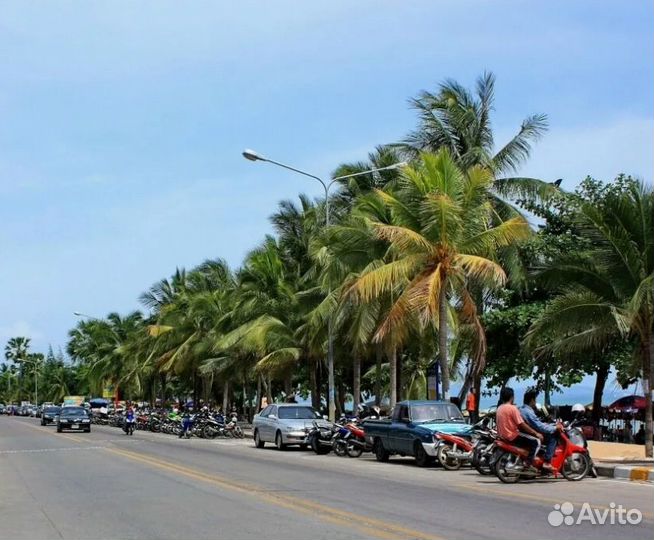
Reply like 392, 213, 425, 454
106, 446, 442, 540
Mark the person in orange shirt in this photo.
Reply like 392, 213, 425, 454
496, 387, 543, 472
466, 388, 478, 423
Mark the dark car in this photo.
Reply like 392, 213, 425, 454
57, 407, 91, 433
41, 406, 61, 426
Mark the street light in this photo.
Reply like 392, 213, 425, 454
21, 356, 42, 407
243, 148, 406, 421
73, 311, 101, 321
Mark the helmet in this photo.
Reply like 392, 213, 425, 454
571, 403, 585, 413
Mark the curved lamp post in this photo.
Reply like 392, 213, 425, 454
243, 148, 406, 421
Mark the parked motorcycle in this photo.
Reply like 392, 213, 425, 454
333, 420, 372, 458
494, 419, 591, 483
307, 420, 338, 455
435, 417, 494, 471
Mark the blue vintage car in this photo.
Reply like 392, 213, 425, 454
363, 400, 471, 466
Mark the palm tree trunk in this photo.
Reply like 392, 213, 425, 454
473, 374, 482, 422
256, 375, 262, 412
284, 373, 292, 398
375, 344, 383, 406
644, 335, 653, 458
389, 347, 397, 407
438, 289, 450, 399
266, 375, 273, 405
396, 351, 403, 401
310, 358, 319, 410
591, 363, 609, 436
353, 356, 361, 413
222, 380, 229, 413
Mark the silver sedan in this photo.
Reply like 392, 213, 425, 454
253, 404, 330, 449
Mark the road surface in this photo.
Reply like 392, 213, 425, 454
1, 416, 652, 539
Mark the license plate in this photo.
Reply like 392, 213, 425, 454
72, 424, 79, 429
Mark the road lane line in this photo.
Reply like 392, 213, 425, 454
105, 445, 443, 540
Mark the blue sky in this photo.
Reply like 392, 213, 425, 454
1, 1, 652, 403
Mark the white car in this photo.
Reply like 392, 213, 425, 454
253, 404, 329, 450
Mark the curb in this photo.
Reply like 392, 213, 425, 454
595, 463, 654, 483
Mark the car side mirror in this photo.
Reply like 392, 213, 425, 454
269, 414, 277, 419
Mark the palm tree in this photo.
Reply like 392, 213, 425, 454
400, 72, 548, 176
4, 337, 31, 401
4, 336, 31, 364
350, 149, 532, 398
527, 180, 654, 456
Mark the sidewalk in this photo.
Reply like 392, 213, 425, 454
589, 441, 654, 483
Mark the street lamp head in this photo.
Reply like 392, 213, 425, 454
389, 161, 408, 170
242, 149, 265, 162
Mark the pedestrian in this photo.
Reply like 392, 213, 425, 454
623, 420, 634, 443
466, 388, 478, 424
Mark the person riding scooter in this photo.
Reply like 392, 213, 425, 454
124, 403, 136, 435
519, 389, 562, 473
496, 387, 543, 473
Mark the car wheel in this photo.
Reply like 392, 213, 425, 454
275, 431, 286, 450
56, 426, 62, 433
414, 441, 434, 467
374, 438, 390, 462
86, 428, 91, 433
299, 444, 308, 450
254, 429, 265, 448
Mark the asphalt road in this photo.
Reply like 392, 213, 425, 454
1, 416, 652, 540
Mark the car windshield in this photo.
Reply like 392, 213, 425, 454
45, 407, 61, 414
61, 408, 87, 417
277, 406, 321, 420
411, 404, 464, 423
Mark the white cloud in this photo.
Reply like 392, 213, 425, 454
0, 321, 43, 344
512, 115, 653, 187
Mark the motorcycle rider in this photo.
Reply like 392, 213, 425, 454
179, 405, 193, 438
519, 389, 561, 472
496, 387, 543, 473
124, 402, 136, 434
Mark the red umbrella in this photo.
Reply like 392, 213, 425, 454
607, 395, 647, 414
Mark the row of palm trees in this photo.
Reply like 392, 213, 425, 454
2, 338, 76, 404
25, 73, 653, 456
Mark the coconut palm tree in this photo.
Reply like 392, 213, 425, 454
527, 180, 654, 456
399, 72, 549, 189
349, 149, 532, 398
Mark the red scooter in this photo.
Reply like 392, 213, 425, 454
494, 420, 591, 483
435, 417, 495, 471
333, 420, 372, 458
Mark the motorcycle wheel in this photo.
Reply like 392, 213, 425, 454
495, 451, 521, 484
346, 442, 363, 458
203, 425, 217, 439
333, 439, 348, 457
473, 447, 492, 475
438, 444, 462, 471
310, 434, 331, 455
562, 452, 590, 481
